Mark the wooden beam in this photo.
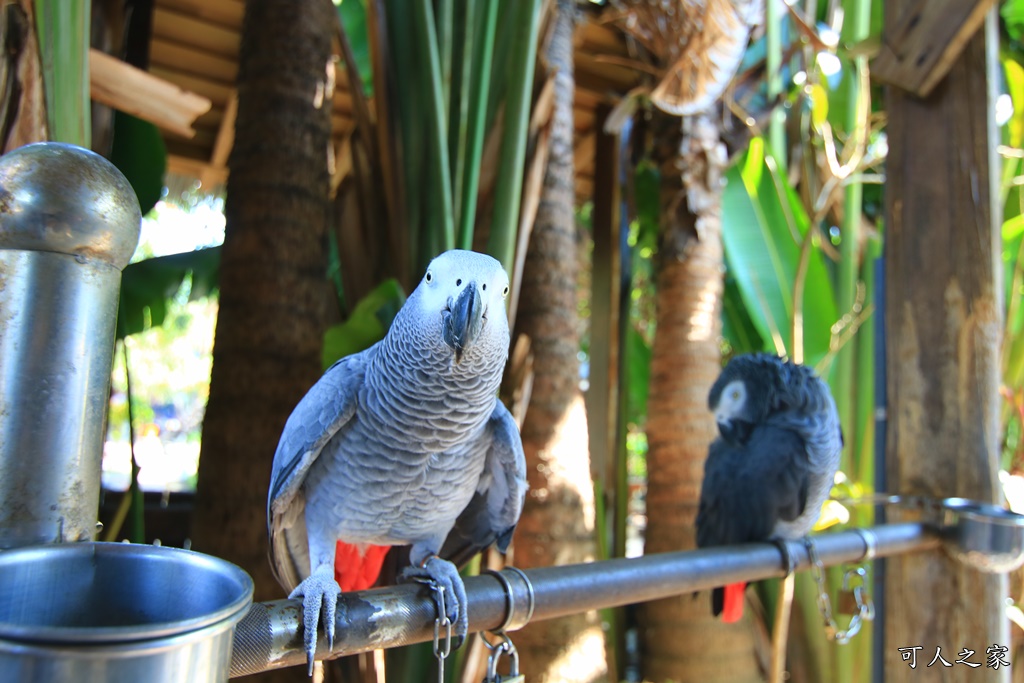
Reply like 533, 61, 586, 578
872, 0, 998, 97
586, 104, 623, 547
89, 48, 211, 138
883, 6, 1007, 681
202, 90, 236, 188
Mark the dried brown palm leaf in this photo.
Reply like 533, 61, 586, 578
610, 0, 761, 116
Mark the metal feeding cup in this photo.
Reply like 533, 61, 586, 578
0, 542, 253, 682
938, 497, 1024, 573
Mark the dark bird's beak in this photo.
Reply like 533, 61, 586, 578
443, 282, 483, 361
717, 418, 753, 445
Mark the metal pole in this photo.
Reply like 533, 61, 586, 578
0, 142, 141, 548
229, 523, 939, 677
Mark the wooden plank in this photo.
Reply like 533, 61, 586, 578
152, 6, 239, 59
576, 50, 639, 92
90, 49, 211, 138
574, 106, 596, 134
573, 131, 596, 177
167, 153, 227, 188
872, 0, 997, 97
586, 103, 623, 555
206, 90, 237, 185
157, 0, 244, 29
150, 37, 237, 84
883, 6, 1008, 682
149, 65, 233, 106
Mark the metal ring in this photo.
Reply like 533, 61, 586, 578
854, 527, 878, 561
484, 569, 516, 633
503, 566, 536, 627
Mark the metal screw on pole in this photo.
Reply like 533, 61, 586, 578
0, 142, 141, 549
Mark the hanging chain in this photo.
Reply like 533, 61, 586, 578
430, 585, 452, 682
804, 537, 875, 645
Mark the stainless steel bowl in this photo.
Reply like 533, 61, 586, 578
0, 542, 253, 682
939, 498, 1024, 573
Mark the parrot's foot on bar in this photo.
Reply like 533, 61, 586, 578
402, 556, 469, 649
771, 538, 798, 576
289, 564, 341, 676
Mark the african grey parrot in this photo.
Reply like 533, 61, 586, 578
267, 249, 528, 672
696, 353, 842, 622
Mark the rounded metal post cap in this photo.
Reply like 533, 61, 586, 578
0, 142, 142, 269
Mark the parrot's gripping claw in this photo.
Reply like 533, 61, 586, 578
771, 538, 798, 577
402, 555, 469, 649
288, 564, 341, 676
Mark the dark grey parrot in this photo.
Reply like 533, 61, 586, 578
695, 353, 842, 622
267, 250, 528, 673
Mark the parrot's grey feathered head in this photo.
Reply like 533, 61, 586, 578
708, 353, 828, 444
408, 249, 511, 364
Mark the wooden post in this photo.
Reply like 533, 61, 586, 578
587, 105, 623, 556
883, 7, 1009, 681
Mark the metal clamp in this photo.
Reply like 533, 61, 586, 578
485, 566, 535, 633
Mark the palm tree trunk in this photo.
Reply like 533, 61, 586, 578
512, 1, 609, 681
639, 113, 766, 683
191, 1, 334, 680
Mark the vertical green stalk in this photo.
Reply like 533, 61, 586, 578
486, 0, 542, 272
449, 0, 476, 239
412, 0, 455, 252
765, 0, 785, 172
456, 0, 498, 249
437, 0, 453, 119
34, 0, 91, 146
833, 2, 872, 682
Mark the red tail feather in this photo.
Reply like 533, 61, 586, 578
334, 541, 390, 592
721, 582, 746, 623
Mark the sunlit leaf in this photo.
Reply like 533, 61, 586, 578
721, 138, 838, 367
1004, 0, 1024, 43
808, 83, 829, 129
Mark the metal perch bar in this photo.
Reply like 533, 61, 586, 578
229, 522, 938, 677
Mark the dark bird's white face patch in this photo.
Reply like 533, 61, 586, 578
714, 379, 747, 425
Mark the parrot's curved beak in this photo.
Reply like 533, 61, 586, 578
443, 282, 484, 361
717, 418, 752, 445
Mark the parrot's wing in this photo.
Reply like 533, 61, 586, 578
440, 400, 527, 567
696, 424, 810, 548
266, 347, 372, 589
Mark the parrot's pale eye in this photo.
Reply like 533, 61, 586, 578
425, 271, 433, 283
730, 389, 741, 401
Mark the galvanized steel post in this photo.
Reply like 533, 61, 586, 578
0, 142, 141, 548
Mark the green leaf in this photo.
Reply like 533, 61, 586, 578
337, 0, 373, 95
117, 246, 221, 338
109, 112, 168, 216
721, 138, 838, 367
722, 273, 764, 354
1004, 57, 1024, 150
624, 325, 651, 427
1005, 0, 1024, 43
321, 278, 406, 369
